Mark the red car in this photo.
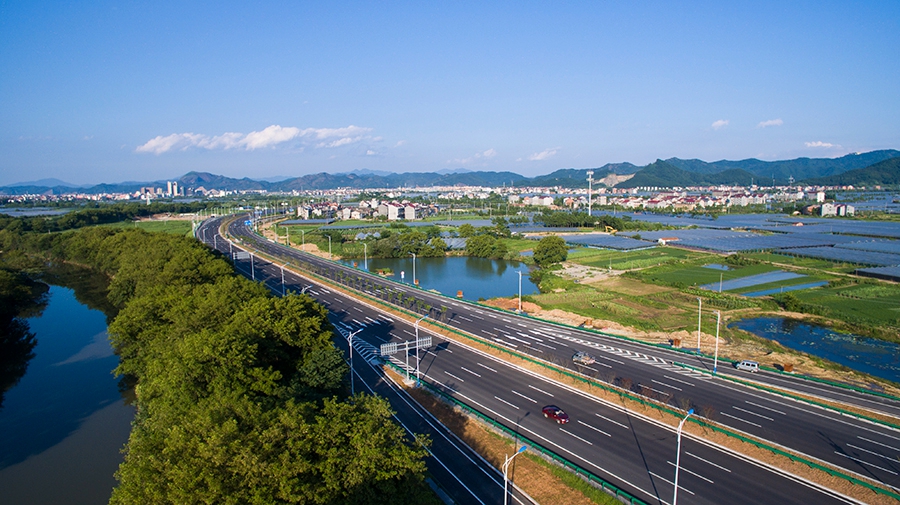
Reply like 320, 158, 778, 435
542, 405, 569, 424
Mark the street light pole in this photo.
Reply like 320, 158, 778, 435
517, 271, 523, 313
348, 329, 361, 396
673, 409, 694, 505
328, 235, 332, 260
363, 242, 368, 271
586, 170, 594, 216
415, 314, 428, 385
713, 310, 721, 375
503, 445, 527, 505
696, 297, 702, 352
281, 264, 287, 296
250, 253, 255, 281
410, 252, 417, 286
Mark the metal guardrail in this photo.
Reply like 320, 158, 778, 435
223, 219, 900, 502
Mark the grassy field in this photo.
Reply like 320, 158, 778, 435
103, 219, 194, 236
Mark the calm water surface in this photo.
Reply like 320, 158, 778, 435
341, 256, 538, 301
731, 317, 900, 384
0, 286, 133, 505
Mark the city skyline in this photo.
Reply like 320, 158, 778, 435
2, 1, 898, 186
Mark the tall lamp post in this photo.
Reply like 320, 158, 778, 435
503, 445, 527, 505
415, 314, 429, 385
673, 409, 694, 505
517, 271, 523, 313
696, 297, 702, 352
713, 310, 721, 375
586, 170, 594, 216
348, 329, 361, 396
363, 242, 368, 271
328, 235, 332, 260
410, 252, 417, 286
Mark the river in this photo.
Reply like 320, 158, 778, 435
0, 285, 133, 505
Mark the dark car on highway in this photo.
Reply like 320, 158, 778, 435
541, 405, 569, 424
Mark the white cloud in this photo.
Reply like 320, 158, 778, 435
241, 125, 301, 150
449, 148, 498, 165
136, 133, 205, 154
366, 149, 378, 156
528, 147, 559, 161
711, 119, 729, 130
805, 141, 837, 148
136, 124, 373, 154
394, 140, 406, 147
757, 118, 783, 128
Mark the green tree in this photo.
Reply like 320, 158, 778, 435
457, 223, 476, 238
533, 236, 568, 266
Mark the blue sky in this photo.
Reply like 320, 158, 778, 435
1, 1, 898, 186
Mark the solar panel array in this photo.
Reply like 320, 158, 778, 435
835, 240, 900, 255
558, 234, 651, 250
856, 266, 900, 282
777, 247, 900, 267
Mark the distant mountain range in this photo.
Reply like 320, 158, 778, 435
2, 150, 898, 195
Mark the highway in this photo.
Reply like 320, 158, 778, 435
200, 216, 891, 503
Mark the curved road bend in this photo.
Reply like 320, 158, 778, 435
200, 217, 867, 505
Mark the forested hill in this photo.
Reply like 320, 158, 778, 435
802, 157, 900, 186
615, 160, 754, 188
663, 150, 900, 181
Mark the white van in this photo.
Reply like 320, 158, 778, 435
735, 360, 759, 372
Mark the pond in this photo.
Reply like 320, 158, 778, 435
730, 317, 900, 384
0, 285, 133, 505
340, 256, 538, 301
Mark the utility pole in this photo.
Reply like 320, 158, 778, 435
586, 170, 594, 217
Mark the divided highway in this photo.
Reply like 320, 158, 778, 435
199, 216, 895, 503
